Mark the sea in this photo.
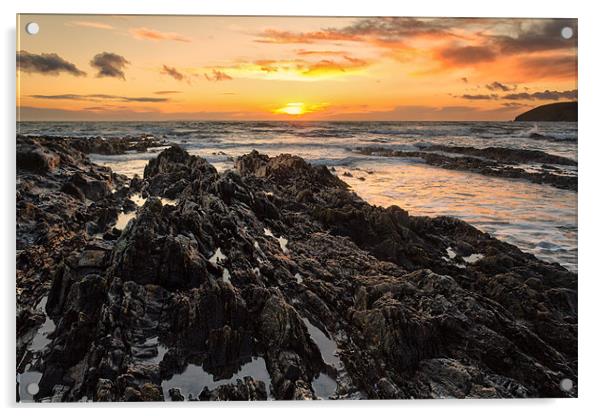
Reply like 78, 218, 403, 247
17, 121, 578, 273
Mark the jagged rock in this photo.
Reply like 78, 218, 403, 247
17, 141, 577, 402
198, 377, 267, 401
95, 379, 115, 401
168, 387, 185, 401
355, 145, 577, 191
17, 145, 60, 173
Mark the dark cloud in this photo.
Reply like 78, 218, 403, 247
461, 77, 468, 83
492, 19, 577, 54
204, 69, 233, 82
255, 28, 356, 44
455, 88, 577, 102
502, 89, 577, 101
437, 45, 497, 65
30, 93, 167, 103
256, 17, 456, 44
501, 102, 527, 108
17, 50, 86, 77
154, 90, 182, 95
90, 52, 130, 80
160, 65, 186, 82
461, 94, 497, 100
253, 18, 577, 78
486, 81, 514, 92
334, 17, 452, 40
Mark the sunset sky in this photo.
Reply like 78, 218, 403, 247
17, 15, 577, 121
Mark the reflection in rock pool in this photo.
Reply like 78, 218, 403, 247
161, 357, 272, 401
302, 318, 343, 399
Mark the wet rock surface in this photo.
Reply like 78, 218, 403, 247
356, 145, 577, 191
16, 137, 577, 401
17, 134, 171, 156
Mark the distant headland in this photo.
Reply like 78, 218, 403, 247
515, 101, 577, 122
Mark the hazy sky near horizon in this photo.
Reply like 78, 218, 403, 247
17, 15, 577, 121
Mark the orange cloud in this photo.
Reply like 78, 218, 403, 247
247, 55, 369, 78
295, 49, 348, 56
255, 17, 457, 45
130, 27, 192, 43
255, 59, 279, 73
160, 65, 188, 82
301, 56, 368, 76
436, 45, 497, 66
255, 28, 359, 44
204, 69, 233, 82
255, 17, 578, 83
512, 54, 577, 80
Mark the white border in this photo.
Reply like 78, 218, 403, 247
2, 1, 601, 415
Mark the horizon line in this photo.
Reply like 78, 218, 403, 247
17, 118, 535, 123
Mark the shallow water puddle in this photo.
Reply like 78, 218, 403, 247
222, 268, 231, 284
115, 211, 136, 231
119, 194, 178, 231
446, 247, 457, 259
263, 228, 290, 254
160, 197, 177, 206
131, 193, 147, 207
312, 373, 338, 400
17, 367, 43, 402
161, 357, 272, 401
131, 193, 177, 207
30, 297, 56, 353
302, 317, 342, 399
463, 253, 484, 264
30, 316, 56, 353
18, 296, 56, 402
277, 237, 289, 254
295, 273, 303, 284
141, 336, 168, 365
302, 318, 342, 369
208, 247, 227, 266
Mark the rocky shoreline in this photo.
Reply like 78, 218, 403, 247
17, 135, 577, 401
355, 144, 577, 191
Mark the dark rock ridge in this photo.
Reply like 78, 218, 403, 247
17, 138, 577, 401
422, 145, 576, 166
356, 145, 577, 191
17, 134, 170, 156
514, 102, 577, 122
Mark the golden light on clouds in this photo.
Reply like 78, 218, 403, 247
16, 15, 577, 121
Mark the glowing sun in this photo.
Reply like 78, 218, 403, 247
274, 102, 306, 115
